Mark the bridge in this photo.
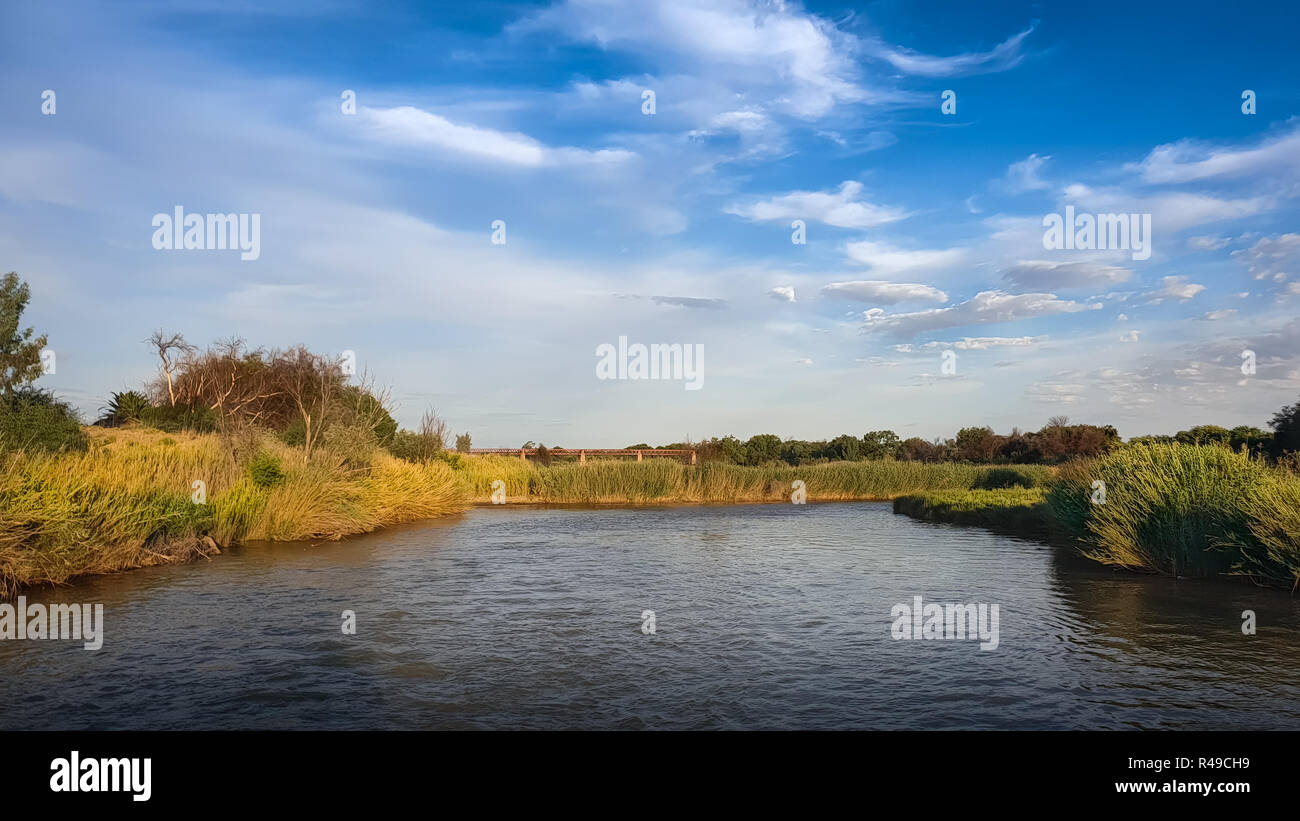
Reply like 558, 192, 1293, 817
468, 448, 697, 464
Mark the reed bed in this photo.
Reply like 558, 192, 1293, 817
458, 455, 1056, 504
1044, 443, 1300, 586
0, 427, 467, 595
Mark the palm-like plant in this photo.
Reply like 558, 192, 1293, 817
96, 390, 151, 426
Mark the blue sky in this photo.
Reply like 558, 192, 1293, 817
3, 0, 1299, 446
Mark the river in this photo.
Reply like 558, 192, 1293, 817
2, 502, 1298, 729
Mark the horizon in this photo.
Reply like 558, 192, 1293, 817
4, 0, 1299, 446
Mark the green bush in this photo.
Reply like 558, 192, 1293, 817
246, 451, 286, 488
0, 388, 87, 452
96, 390, 151, 426
279, 419, 306, 447
141, 403, 217, 433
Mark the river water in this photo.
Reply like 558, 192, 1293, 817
2, 502, 1298, 730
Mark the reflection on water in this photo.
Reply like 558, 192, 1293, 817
2, 503, 1298, 729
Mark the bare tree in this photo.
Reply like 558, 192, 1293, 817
273, 345, 345, 459
147, 330, 196, 407
418, 407, 450, 460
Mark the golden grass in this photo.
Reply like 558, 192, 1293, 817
0, 426, 467, 595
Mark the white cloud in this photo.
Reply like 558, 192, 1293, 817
1145, 275, 1205, 303
769, 285, 796, 302
1231, 233, 1300, 282
1003, 259, 1131, 290
909, 336, 1045, 351
998, 153, 1051, 193
821, 280, 948, 304
1119, 330, 1141, 343
513, 0, 871, 118
843, 239, 967, 275
1204, 309, 1238, 320
1063, 183, 1271, 232
1188, 235, 1230, 251
1129, 126, 1300, 184
862, 290, 1100, 337
862, 25, 1035, 77
726, 181, 909, 228
358, 105, 634, 167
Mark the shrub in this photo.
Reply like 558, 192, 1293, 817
247, 451, 286, 488
141, 402, 217, 433
0, 388, 87, 452
96, 390, 151, 426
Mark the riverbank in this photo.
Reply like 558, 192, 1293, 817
893, 444, 1300, 590
5, 429, 1298, 595
0, 428, 1056, 595
0, 427, 467, 596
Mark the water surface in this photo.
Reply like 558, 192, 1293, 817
3, 503, 1298, 729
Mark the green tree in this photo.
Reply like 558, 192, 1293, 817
862, 430, 901, 459
1270, 396, 1300, 457
744, 434, 783, 465
0, 272, 47, 396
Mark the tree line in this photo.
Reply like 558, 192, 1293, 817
634, 410, 1299, 467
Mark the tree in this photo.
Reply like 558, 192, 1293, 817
455, 432, 472, 453
0, 272, 47, 396
147, 330, 195, 406
1270, 396, 1300, 457
954, 426, 1000, 462
744, 434, 783, 465
1175, 425, 1231, 446
862, 430, 900, 460
827, 433, 863, 461
273, 345, 344, 459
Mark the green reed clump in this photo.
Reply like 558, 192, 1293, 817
1044, 443, 1295, 581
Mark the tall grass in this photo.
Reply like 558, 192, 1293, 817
1044, 443, 1300, 586
457, 455, 1056, 504
0, 427, 467, 595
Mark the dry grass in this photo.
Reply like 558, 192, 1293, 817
0, 426, 467, 595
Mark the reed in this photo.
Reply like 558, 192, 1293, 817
0, 427, 467, 595
457, 455, 1056, 504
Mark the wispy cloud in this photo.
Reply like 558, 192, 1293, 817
862, 290, 1100, 338
725, 181, 908, 228
861, 25, 1036, 77
357, 105, 635, 167
821, 280, 948, 304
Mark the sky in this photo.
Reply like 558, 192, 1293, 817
2, 0, 1299, 447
